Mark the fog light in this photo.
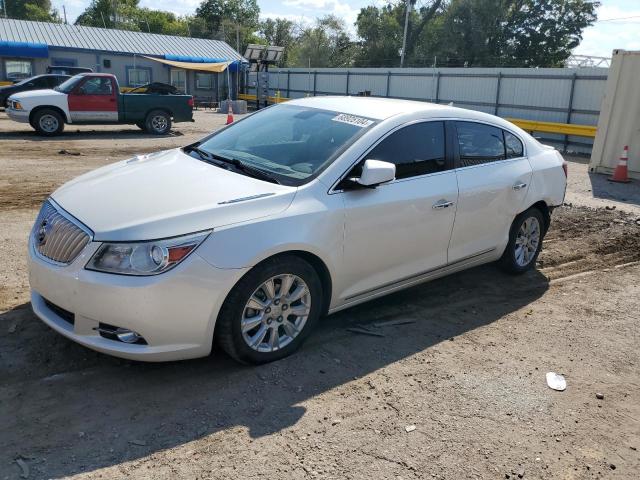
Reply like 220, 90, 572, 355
115, 328, 142, 344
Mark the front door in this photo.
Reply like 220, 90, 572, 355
448, 121, 532, 262
339, 121, 458, 301
67, 76, 118, 123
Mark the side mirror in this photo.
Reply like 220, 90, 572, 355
354, 159, 396, 187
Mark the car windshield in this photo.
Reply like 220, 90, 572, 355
55, 75, 84, 93
14, 76, 36, 86
193, 104, 376, 186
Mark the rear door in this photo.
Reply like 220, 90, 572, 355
67, 76, 118, 123
339, 121, 459, 300
447, 121, 532, 263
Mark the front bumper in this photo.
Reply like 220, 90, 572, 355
6, 107, 30, 123
29, 238, 248, 362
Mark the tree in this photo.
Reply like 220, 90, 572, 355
354, 1, 443, 67
136, 9, 190, 36
5, 0, 60, 22
75, 0, 140, 30
258, 18, 300, 65
355, 5, 404, 67
287, 15, 356, 68
194, 0, 260, 50
438, 0, 599, 66
501, 0, 599, 66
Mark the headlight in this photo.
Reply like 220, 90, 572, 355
12, 101, 23, 110
86, 231, 210, 276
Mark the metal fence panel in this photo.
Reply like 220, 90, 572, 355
247, 66, 608, 153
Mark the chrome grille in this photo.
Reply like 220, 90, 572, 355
32, 201, 91, 265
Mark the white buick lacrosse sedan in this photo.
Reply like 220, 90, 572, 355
29, 96, 567, 364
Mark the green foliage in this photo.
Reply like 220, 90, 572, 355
194, 0, 260, 50
286, 15, 356, 68
5, 0, 60, 22
354, 0, 599, 67
49, 0, 599, 69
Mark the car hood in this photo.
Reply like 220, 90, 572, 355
51, 148, 297, 241
9, 89, 64, 101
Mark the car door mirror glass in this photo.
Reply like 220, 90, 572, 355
354, 159, 396, 187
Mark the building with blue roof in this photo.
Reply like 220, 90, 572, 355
0, 18, 246, 100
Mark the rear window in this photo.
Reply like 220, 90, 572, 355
456, 122, 506, 166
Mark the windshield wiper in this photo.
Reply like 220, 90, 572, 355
184, 145, 281, 185
184, 144, 215, 161
208, 153, 281, 185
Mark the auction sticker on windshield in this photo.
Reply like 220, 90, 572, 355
332, 113, 374, 128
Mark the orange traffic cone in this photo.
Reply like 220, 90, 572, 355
225, 101, 234, 125
608, 145, 631, 183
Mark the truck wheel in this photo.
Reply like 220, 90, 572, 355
145, 110, 172, 135
33, 109, 64, 136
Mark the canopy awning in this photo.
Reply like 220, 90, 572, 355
142, 55, 231, 73
0, 41, 49, 58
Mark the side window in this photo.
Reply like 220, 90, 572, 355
504, 130, 524, 158
80, 77, 113, 95
456, 122, 505, 167
32, 77, 49, 88
45, 76, 59, 88
366, 122, 447, 179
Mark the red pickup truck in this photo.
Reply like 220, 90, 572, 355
6, 73, 194, 136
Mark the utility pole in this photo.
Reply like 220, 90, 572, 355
62, 5, 68, 24
3, 0, 7, 18
400, 0, 412, 68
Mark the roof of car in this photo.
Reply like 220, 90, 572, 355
285, 95, 498, 123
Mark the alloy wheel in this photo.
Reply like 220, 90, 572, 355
241, 274, 311, 353
514, 216, 541, 267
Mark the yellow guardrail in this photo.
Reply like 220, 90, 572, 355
239, 92, 289, 104
507, 118, 596, 138
0, 81, 12, 86
237, 94, 596, 138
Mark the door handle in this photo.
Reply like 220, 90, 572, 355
433, 200, 454, 210
512, 182, 527, 191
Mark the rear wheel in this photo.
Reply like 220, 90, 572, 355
499, 207, 546, 274
33, 109, 64, 136
216, 256, 323, 364
144, 110, 172, 135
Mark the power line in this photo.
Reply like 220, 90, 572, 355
596, 15, 640, 23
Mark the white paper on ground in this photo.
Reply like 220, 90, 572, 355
546, 372, 567, 391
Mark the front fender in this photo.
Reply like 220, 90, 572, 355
196, 192, 344, 286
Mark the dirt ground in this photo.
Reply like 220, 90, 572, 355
1, 111, 639, 480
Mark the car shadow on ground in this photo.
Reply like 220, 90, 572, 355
0, 264, 549, 478
0, 129, 183, 141
588, 171, 640, 208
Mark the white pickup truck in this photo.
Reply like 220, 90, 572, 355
6, 72, 194, 135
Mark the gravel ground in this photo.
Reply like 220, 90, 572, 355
1, 111, 639, 479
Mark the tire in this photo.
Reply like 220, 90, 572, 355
33, 108, 64, 136
499, 207, 546, 274
144, 110, 172, 135
216, 255, 323, 364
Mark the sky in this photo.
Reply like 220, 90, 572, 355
51, 0, 640, 59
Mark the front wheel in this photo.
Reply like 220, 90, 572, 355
33, 109, 64, 136
216, 256, 323, 364
144, 110, 172, 135
499, 207, 546, 274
